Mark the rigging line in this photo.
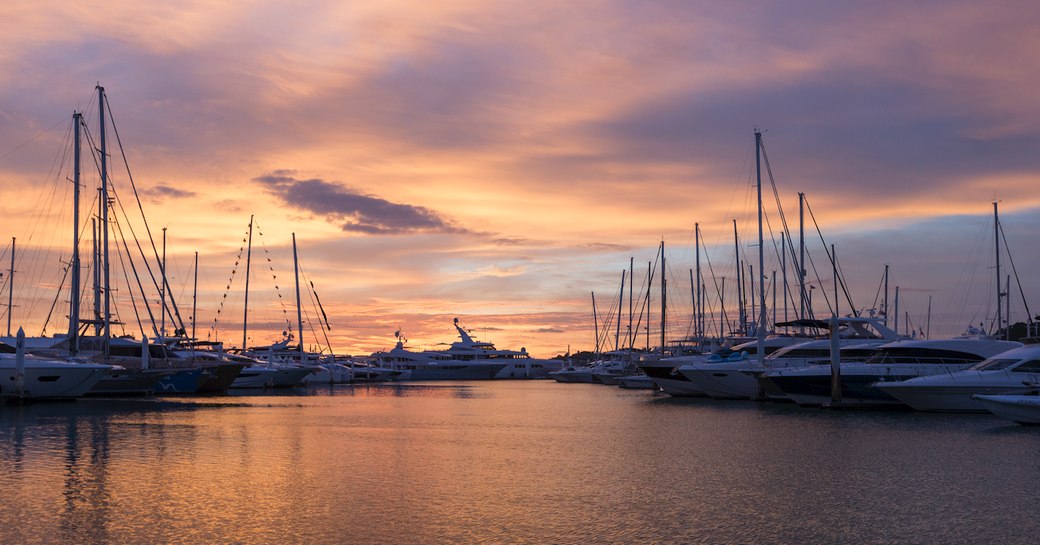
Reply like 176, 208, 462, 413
112, 209, 160, 339
212, 223, 250, 337
759, 138, 800, 285
629, 253, 659, 351
302, 268, 334, 353
999, 220, 1033, 326
114, 232, 147, 338
761, 205, 799, 318
802, 197, 852, 315
803, 196, 857, 314
253, 221, 292, 332
14, 118, 75, 322
308, 280, 332, 332
108, 185, 170, 331
103, 94, 187, 333
0, 115, 71, 161
302, 281, 326, 352
39, 258, 72, 336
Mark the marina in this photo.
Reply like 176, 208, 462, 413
2, 380, 1038, 544
3, 2, 1040, 543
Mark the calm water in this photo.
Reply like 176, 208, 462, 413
1, 381, 1038, 544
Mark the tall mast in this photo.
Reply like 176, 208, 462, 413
192, 251, 198, 344
781, 232, 787, 322
627, 257, 633, 349
754, 129, 766, 364
994, 201, 1002, 336
591, 291, 599, 356
242, 215, 254, 350
660, 240, 666, 354
689, 269, 696, 343
733, 219, 744, 333
293, 233, 304, 360
98, 85, 111, 357
69, 112, 82, 355
883, 264, 889, 327
772, 270, 777, 327
615, 270, 624, 352
720, 277, 727, 335
160, 227, 167, 337
646, 260, 652, 350
695, 223, 701, 342
799, 192, 806, 322
6, 237, 13, 336
92, 215, 100, 336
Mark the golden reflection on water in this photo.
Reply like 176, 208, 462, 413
2, 382, 1040, 544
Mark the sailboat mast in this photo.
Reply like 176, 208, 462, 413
69, 112, 82, 356
994, 201, 1002, 335
615, 270, 624, 352
799, 192, 806, 322
293, 233, 304, 361
733, 220, 743, 333
883, 264, 889, 327
591, 291, 599, 356
192, 251, 198, 345
242, 215, 254, 350
92, 215, 100, 336
695, 223, 701, 342
628, 257, 633, 350
646, 260, 652, 351
7, 237, 14, 337
660, 240, 666, 354
161, 227, 167, 337
781, 232, 787, 323
755, 129, 766, 364
98, 85, 111, 356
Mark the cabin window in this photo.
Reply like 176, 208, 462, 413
973, 358, 1019, 371
1011, 360, 1040, 373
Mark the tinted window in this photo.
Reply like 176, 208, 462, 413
1011, 360, 1040, 373
973, 358, 1020, 371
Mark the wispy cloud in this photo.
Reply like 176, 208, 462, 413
255, 170, 468, 235
140, 183, 197, 202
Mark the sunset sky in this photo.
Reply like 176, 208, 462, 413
0, 1, 1037, 357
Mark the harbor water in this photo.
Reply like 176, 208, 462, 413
1, 381, 1038, 544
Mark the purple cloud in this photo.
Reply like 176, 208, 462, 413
255, 171, 467, 235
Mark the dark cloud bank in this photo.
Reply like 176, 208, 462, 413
255, 171, 467, 235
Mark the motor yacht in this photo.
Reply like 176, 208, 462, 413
441, 319, 562, 379
973, 393, 1040, 424
0, 341, 110, 400
370, 338, 507, 380
874, 344, 1040, 412
679, 318, 900, 400
764, 336, 1022, 407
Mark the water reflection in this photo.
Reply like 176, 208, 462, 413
1, 383, 1038, 544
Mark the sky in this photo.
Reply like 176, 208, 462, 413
0, 0, 1038, 358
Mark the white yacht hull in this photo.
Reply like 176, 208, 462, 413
679, 362, 760, 399
875, 370, 1040, 412
0, 360, 111, 399
974, 394, 1040, 424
